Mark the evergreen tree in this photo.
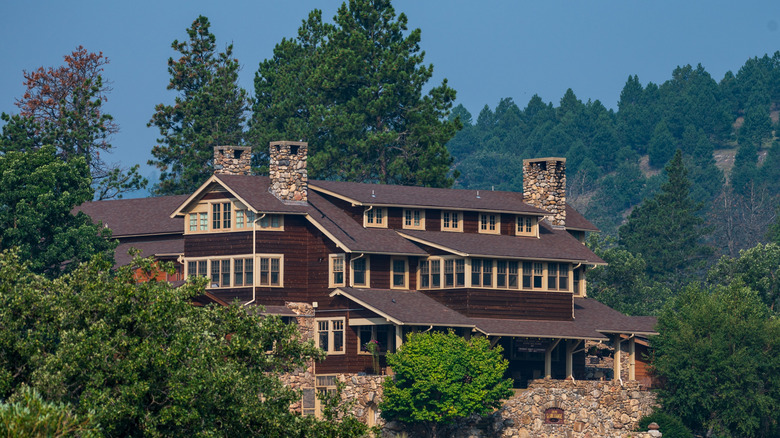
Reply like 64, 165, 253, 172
619, 150, 712, 284
647, 120, 676, 168
251, 0, 459, 187
148, 15, 248, 195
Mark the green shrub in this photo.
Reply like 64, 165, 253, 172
637, 411, 694, 438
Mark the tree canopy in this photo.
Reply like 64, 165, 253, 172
380, 330, 512, 437
251, 0, 459, 187
148, 15, 249, 195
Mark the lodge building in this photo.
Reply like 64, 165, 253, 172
78, 141, 657, 405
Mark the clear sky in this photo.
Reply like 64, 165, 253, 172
2, 0, 779, 196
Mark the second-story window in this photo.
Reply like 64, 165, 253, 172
258, 214, 283, 230
391, 258, 408, 289
352, 257, 368, 287
364, 207, 386, 228
441, 211, 462, 232
403, 209, 425, 230
516, 216, 537, 236
479, 214, 500, 234
330, 254, 345, 287
318, 319, 345, 354
212, 203, 222, 229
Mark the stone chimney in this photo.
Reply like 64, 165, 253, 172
214, 146, 252, 175
523, 157, 566, 227
269, 141, 308, 202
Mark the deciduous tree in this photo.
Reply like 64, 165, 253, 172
251, 0, 459, 187
148, 15, 249, 195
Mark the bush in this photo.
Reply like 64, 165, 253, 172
637, 411, 694, 438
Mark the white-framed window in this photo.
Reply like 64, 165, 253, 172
418, 257, 569, 292
441, 211, 462, 232
258, 214, 283, 230
496, 260, 519, 289
516, 215, 538, 237
351, 256, 370, 288
317, 318, 345, 354
479, 213, 500, 234
573, 266, 585, 296
186, 255, 279, 288
358, 325, 396, 355
329, 254, 346, 287
391, 258, 408, 289
471, 259, 493, 287
403, 209, 425, 230
364, 207, 387, 228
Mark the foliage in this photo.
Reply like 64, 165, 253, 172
652, 283, 780, 437
619, 150, 712, 285
380, 331, 513, 437
10, 46, 146, 199
636, 411, 693, 438
707, 243, 780, 312
0, 146, 115, 277
149, 15, 248, 195
251, 0, 459, 187
0, 250, 369, 437
0, 386, 100, 438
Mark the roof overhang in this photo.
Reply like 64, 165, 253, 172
170, 175, 259, 218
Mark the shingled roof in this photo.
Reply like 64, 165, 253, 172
77, 195, 188, 237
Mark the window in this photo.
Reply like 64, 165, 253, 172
364, 207, 386, 228
441, 211, 462, 232
403, 209, 425, 230
471, 259, 493, 287
258, 214, 283, 230
233, 258, 253, 286
221, 203, 231, 229
259, 256, 282, 286
359, 325, 396, 355
212, 203, 222, 229
479, 214, 500, 234
391, 258, 408, 289
199, 212, 208, 231
533, 262, 544, 288
351, 257, 369, 287
430, 259, 441, 287
455, 259, 466, 286
516, 215, 537, 236
573, 266, 584, 295
189, 214, 197, 231
329, 254, 345, 287
419, 260, 429, 288
547, 263, 569, 290
420, 257, 465, 289
236, 210, 245, 228
317, 319, 345, 354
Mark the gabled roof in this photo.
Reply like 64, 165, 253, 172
310, 180, 549, 215
114, 238, 183, 267
565, 205, 599, 232
397, 221, 605, 264
76, 195, 188, 237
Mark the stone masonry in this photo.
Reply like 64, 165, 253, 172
269, 141, 308, 202
213, 146, 252, 175
523, 158, 566, 227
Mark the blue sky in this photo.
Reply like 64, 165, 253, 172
2, 0, 779, 196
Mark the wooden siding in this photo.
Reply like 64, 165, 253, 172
501, 213, 514, 236
387, 207, 403, 229
426, 209, 440, 231
201, 191, 230, 200
370, 255, 391, 289
463, 211, 479, 233
422, 288, 573, 321
315, 311, 388, 375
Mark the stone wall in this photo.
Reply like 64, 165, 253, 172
213, 145, 252, 175
269, 141, 308, 202
523, 158, 566, 227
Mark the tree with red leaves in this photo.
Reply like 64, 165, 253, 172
7, 46, 146, 199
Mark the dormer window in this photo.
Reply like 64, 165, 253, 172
364, 207, 387, 228
441, 211, 462, 232
516, 215, 538, 237
479, 214, 500, 234
403, 209, 425, 230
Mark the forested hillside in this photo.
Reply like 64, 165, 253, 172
447, 53, 780, 257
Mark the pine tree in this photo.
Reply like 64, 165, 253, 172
619, 150, 712, 284
251, 0, 459, 187
148, 16, 248, 195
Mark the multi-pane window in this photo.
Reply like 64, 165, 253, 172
573, 267, 583, 295
547, 263, 569, 290
352, 257, 368, 287
430, 259, 441, 287
392, 259, 407, 289
533, 262, 544, 288
441, 211, 461, 231
444, 260, 454, 287
359, 325, 396, 354
364, 207, 385, 227
233, 258, 253, 286
318, 319, 345, 354
199, 212, 208, 231
480, 214, 499, 234
455, 259, 466, 286
516, 216, 536, 236
330, 255, 345, 287
189, 214, 197, 231
471, 259, 493, 287
236, 210, 245, 228
259, 214, 282, 230
259, 257, 281, 286
212, 203, 222, 229
403, 209, 424, 230
420, 260, 430, 288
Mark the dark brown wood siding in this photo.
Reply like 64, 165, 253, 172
426, 209, 441, 231
422, 288, 573, 321
501, 214, 515, 236
387, 207, 403, 229
463, 211, 479, 233
314, 311, 389, 375
370, 255, 391, 289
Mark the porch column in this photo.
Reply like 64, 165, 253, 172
395, 325, 403, 348
565, 339, 581, 380
628, 336, 636, 381
613, 334, 622, 382
545, 338, 561, 379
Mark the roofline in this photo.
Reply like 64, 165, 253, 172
329, 288, 475, 328
473, 327, 608, 341
596, 329, 660, 336
395, 232, 468, 256
304, 215, 352, 253
310, 184, 547, 215
170, 175, 260, 218
564, 226, 600, 233
113, 231, 184, 239
523, 157, 566, 165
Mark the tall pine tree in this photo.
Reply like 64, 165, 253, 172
148, 16, 248, 195
619, 150, 712, 284
251, 0, 459, 187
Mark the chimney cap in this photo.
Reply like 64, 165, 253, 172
523, 157, 566, 165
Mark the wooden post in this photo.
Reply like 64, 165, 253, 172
628, 336, 636, 381
545, 339, 561, 379
565, 339, 581, 380
613, 334, 622, 382
395, 325, 403, 348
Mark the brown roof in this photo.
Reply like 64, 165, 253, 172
305, 191, 427, 255
77, 195, 188, 237
310, 180, 549, 215
565, 205, 599, 232
398, 221, 605, 264
114, 237, 183, 267
596, 315, 659, 336
213, 175, 310, 214
331, 287, 476, 327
